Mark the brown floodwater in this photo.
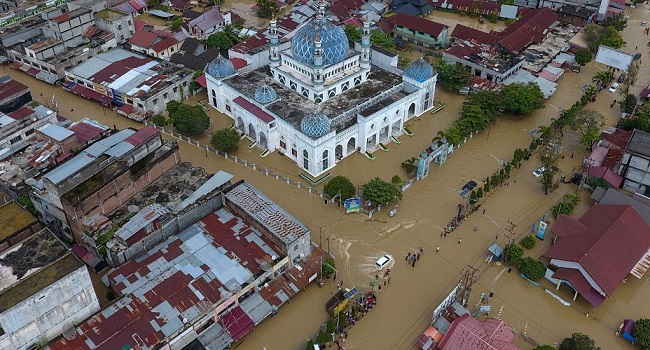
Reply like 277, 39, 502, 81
6, 6, 650, 350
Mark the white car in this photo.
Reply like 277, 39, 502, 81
609, 83, 619, 93
642, 20, 648, 26
533, 167, 546, 178
375, 255, 393, 270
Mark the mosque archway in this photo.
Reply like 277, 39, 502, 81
408, 103, 416, 118
259, 132, 268, 149
335, 144, 343, 159
347, 137, 356, 154
248, 123, 257, 140
237, 117, 244, 131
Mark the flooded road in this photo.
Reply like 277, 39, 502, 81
6, 6, 650, 350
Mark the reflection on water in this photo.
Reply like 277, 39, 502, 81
6, 6, 650, 349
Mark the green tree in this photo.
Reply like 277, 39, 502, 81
18, 195, 38, 217
505, 243, 524, 265
147, 0, 160, 7
391, 175, 402, 186
601, 26, 625, 49
324, 176, 356, 200
166, 100, 181, 115
584, 24, 624, 50
435, 59, 471, 91
603, 13, 627, 31
189, 70, 204, 92
469, 190, 478, 205
476, 187, 483, 199
322, 257, 336, 277
621, 113, 650, 132
169, 103, 210, 135
306, 339, 316, 350
211, 127, 240, 153
520, 257, 545, 280
398, 54, 411, 69
362, 177, 402, 206
575, 49, 592, 66
535, 346, 556, 350
621, 94, 638, 114
315, 330, 328, 346
538, 139, 562, 195
343, 24, 361, 47
571, 109, 605, 151
150, 114, 168, 126
256, 0, 278, 18
552, 193, 581, 218
370, 30, 396, 51
401, 157, 418, 178
502, 82, 544, 115
483, 182, 490, 193
634, 318, 650, 350
169, 16, 184, 30
620, 60, 640, 100
520, 235, 536, 249
559, 332, 599, 350
586, 177, 609, 190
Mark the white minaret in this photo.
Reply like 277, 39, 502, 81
313, 35, 324, 86
269, 14, 280, 67
360, 16, 371, 68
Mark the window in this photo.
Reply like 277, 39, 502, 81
128, 20, 132, 26
291, 145, 297, 157
137, 103, 144, 108
328, 88, 336, 98
118, 25, 122, 30
322, 150, 328, 169
314, 93, 323, 104
279, 75, 285, 84
290, 81, 297, 91
10, 135, 22, 144
303, 149, 309, 169
280, 137, 286, 149
173, 87, 178, 93
153, 99, 158, 105
163, 93, 168, 99
170, 47, 174, 53
301, 87, 309, 97
341, 81, 349, 91
26, 128, 35, 136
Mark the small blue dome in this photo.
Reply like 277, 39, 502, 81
254, 85, 277, 104
301, 111, 330, 138
291, 17, 349, 65
206, 54, 235, 78
404, 58, 434, 83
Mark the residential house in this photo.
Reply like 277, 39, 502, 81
616, 129, 650, 196
393, 13, 449, 51
592, 187, 650, 226
64, 48, 193, 116
112, 0, 147, 15
543, 205, 650, 307
391, 0, 434, 16
443, 41, 525, 84
0, 104, 58, 152
0, 229, 100, 350
169, 37, 221, 71
0, 76, 31, 114
129, 28, 185, 59
188, 7, 232, 40
93, 8, 135, 44
34, 123, 79, 155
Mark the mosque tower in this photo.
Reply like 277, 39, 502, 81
360, 16, 371, 68
269, 14, 280, 67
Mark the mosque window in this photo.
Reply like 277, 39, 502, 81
315, 93, 323, 103
322, 150, 329, 170
354, 76, 361, 86
303, 149, 309, 169
279, 75, 285, 84
341, 81, 349, 91
280, 137, 286, 149
290, 81, 297, 91
328, 88, 336, 97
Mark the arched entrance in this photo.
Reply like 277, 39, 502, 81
408, 103, 416, 118
237, 117, 244, 131
248, 123, 256, 140
424, 91, 431, 110
346, 137, 356, 154
335, 144, 343, 160
259, 132, 268, 149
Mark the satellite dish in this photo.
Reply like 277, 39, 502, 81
62, 322, 77, 340
229, 283, 242, 293
260, 261, 272, 272
25, 178, 36, 186
127, 205, 139, 213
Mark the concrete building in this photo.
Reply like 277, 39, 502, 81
617, 129, 650, 196
129, 28, 185, 59
209, 5, 438, 177
187, 7, 232, 39
443, 41, 525, 84
47, 180, 326, 350
0, 104, 58, 153
43, 8, 94, 48
0, 75, 31, 114
543, 205, 650, 307
0, 16, 47, 57
0, 201, 41, 253
65, 48, 193, 117
35, 123, 79, 155
0, 228, 100, 350
393, 13, 449, 51
93, 8, 134, 44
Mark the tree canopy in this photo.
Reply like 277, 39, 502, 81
505, 243, 524, 265
559, 332, 600, 350
602, 13, 627, 31
206, 24, 242, 55
324, 176, 356, 201
571, 109, 604, 151
256, 0, 278, 18
167, 102, 210, 135
189, 70, 204, 92
435, 59, 470, 91
583, 24, 624, 50
538, 139, 562, 195
634, 318, 650, 350
520, 257, 545, 280
534, 346, 556, 350
211, 127, 240, 153
502, 82, 545, 115
362, 177, 402, 206
575, 49, 592, 66
343, 24, 362, 47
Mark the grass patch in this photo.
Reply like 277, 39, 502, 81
299, 172, 331, 186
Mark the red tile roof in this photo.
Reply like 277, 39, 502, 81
150, 35, 179, 52
451, 24, 501, 45
376, 16, 395, 34
330, 0, 364, 19
393, 12, 447, 38
233, 96, 275, 123
438, 314, 520, 350
0, 79, 29, 101
588, 166, 624, 188
124, 126, 158, 146
195, 74, 207, 88
230, 58, 247, 69
498, 7, 557, 52
133, 18, 148, 31
8, 106, 34, 120
69, 121, 107, 145
545, 205, 650, 296
129, 30, 158, 48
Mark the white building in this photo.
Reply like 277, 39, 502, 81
206, 4, 437, 177
0, 229, 100, 350
0, 105, 58, 153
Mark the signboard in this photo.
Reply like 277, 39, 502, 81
536, 221, 547, 240
345, 197, 360, 213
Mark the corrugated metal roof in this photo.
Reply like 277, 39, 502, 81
116, 204, 167, 242
171, 170, 233, 214
37, 123, 75, 142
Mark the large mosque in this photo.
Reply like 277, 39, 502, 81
205, 4, 437, 177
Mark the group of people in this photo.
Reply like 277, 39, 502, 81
405, 248, 424, 268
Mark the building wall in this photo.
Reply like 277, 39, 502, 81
442, 52, 524, 83
0, 25, 44, 55
136, 75, 192, 114
24, 41, 66, 61
46, 11, 94, 47
94, 12, 135, 44
619, 152, 650, 196
394, 26, 448, 49
0, 265, 100, 350
0, 220, 42, 253
0, 109, 58, 149
549, 258, 606, 295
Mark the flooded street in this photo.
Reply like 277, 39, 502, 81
6, 6, 650, 349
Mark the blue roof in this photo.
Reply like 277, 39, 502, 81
300, 112, 330, 138
404, 57, 434, 83
206, 54, 235, 78
291, 17, 349, 66
37, 123, 74, 142
254, 85, 277, 104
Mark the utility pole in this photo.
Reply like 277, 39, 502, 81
455, 265, 479, 308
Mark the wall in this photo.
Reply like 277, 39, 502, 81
0, 265, 100, 350
0, 220, 42, 253
94, 12, 134, 44
139, 75, 192, 114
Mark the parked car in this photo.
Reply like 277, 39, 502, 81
643, 20, 648, 26
609, 83, 620, 92
618, 73, 627, 83
375, 255, 393, 270
634, 52, 642, 60
533, 167, 545, 178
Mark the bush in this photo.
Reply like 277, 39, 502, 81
391, 175, 403, 185
211, 127, 240, 153
634, 318, 650, 350
106, 290, 117, 301
324, 176, 356, 201
505, 243, 524, 264
322, 257, 336, 278
575, 49, 592, 66
520, 257, 545, 281
559, 332, 599, 350
168, 102, 210, 135
150, 114, 168, 126
520, 235, 536, 249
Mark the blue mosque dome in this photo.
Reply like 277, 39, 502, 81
291, 15, 349, 65
206, 54, 235, 78
404, 58, 434, 83
301, 111, 331, 138
254, 85, 277, 104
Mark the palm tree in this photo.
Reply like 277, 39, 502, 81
584, 85, 597, 101
592, 71, 614, 89
401, 157, 418, 178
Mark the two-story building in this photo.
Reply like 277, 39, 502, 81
617, 129, 650, 196
0, 104, 58, 153
93, 8, 134, 44
129, 28, 185, 59
43, 8, 94, 48
393, 13, 449, 51
188, 6, 232, 39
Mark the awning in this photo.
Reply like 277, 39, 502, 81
9, 62, 22, 69
195, 74, 207, 88
118, 104, 135, 115
219, 306, 254, 341
71, 84, 112, 106
26, 67, 40, 76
